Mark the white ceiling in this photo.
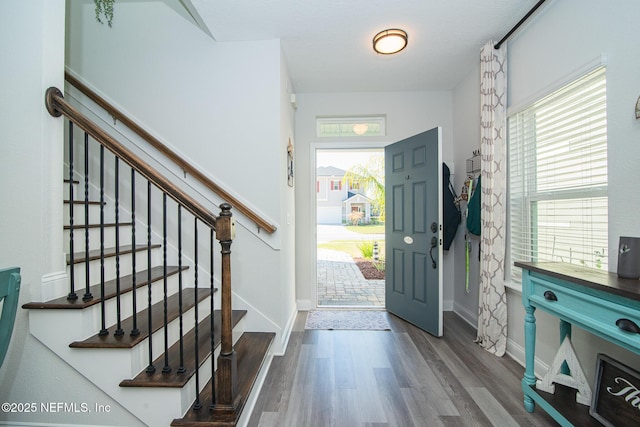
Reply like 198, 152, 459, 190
186, 0, 544, 93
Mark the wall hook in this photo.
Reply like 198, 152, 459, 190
636, 95, 640, 120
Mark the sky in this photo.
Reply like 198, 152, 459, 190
316, 149, 384, 171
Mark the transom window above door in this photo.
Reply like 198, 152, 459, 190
316, 116, 386, 138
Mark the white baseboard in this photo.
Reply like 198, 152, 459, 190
40, 270, 68, 301
275, 308, 298, 357
452, 301, 477, 328
296, 299, 312, 311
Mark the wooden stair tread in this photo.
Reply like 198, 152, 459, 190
120, 309, 247, 388
66, 243, 160, 265
22, 265, 187, 310
70, 288, 212, 349
171, 332, 275, 426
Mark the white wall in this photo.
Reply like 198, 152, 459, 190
66, 1, 282, 225
294, 91, 455, 309
451, 60, 482, 325
65, 0, 297, 353
453, 0, 640, 382
0, 1, 143, 425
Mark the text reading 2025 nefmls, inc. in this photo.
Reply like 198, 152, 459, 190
2, 402, 111, 413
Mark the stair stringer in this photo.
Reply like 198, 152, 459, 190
26, 296, 246, 427
231, 290, 297, 356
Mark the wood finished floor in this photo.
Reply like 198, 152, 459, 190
248, 311, 557, 427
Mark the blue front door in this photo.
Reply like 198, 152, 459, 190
385, 128, 443, 336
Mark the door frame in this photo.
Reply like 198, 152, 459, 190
309, 141, 388, 309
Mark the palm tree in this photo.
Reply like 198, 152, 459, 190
342, 155, 385, 222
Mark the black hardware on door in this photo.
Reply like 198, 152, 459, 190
430, 222, 438, 233
429, 236, 437, 269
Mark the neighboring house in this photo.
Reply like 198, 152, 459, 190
316, 166, 373, 224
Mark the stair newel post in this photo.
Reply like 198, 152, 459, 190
67, 121, 77, 301
209, 227, 216, 408
214, 203, 240, 412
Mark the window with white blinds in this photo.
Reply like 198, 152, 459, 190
508, 66, 608, 283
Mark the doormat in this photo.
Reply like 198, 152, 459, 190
304, 310, 391, 331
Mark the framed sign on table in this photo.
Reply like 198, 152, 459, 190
590, 353, 640, 426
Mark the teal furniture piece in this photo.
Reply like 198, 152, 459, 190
0, 267, 21, 368
517, 261, 640, 426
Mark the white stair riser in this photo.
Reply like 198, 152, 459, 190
65, 224, 133, 253
128, 296, 217, 375
64, 202, 116, 225
29, 306, 211, 426
78, 275, 187, 335
66, 248, 160, 291
30, 291, 222, 370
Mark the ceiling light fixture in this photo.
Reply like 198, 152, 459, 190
373, 28, 408, 55
352, 124, 369, 135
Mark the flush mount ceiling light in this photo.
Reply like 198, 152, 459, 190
373, 28, 408, 54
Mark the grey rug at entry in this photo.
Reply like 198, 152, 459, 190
304, 310, 391, 330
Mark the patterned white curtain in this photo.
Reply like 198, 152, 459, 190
476, 40, 507, 356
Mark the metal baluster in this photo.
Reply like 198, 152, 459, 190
162, 194, 171, 373
114, 158, 124, 337
209, 227, 216, 409
146, 182, 155, 373
99, 145, 108, 336
82, 132, 93, 301
177, 206, 186, 373
193, 218, 202, 410
67, 121, 77, 301
130, 169, 139, 336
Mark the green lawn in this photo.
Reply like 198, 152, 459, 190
318, 240, 385, 259
344, 224, 385, 234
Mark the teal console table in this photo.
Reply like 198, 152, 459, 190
516, 261, 640, 426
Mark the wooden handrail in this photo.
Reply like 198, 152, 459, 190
46, 87, 217, 230
64, 72, 277, 235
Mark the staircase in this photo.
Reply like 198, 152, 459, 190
22, 87, 275, 426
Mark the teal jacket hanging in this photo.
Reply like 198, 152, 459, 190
467, 176, 481, 236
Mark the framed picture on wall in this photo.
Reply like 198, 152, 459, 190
287, 138, 294, 187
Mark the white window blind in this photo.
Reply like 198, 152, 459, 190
509, 67, 608, 282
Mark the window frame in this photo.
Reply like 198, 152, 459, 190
507, 65, 608, 285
